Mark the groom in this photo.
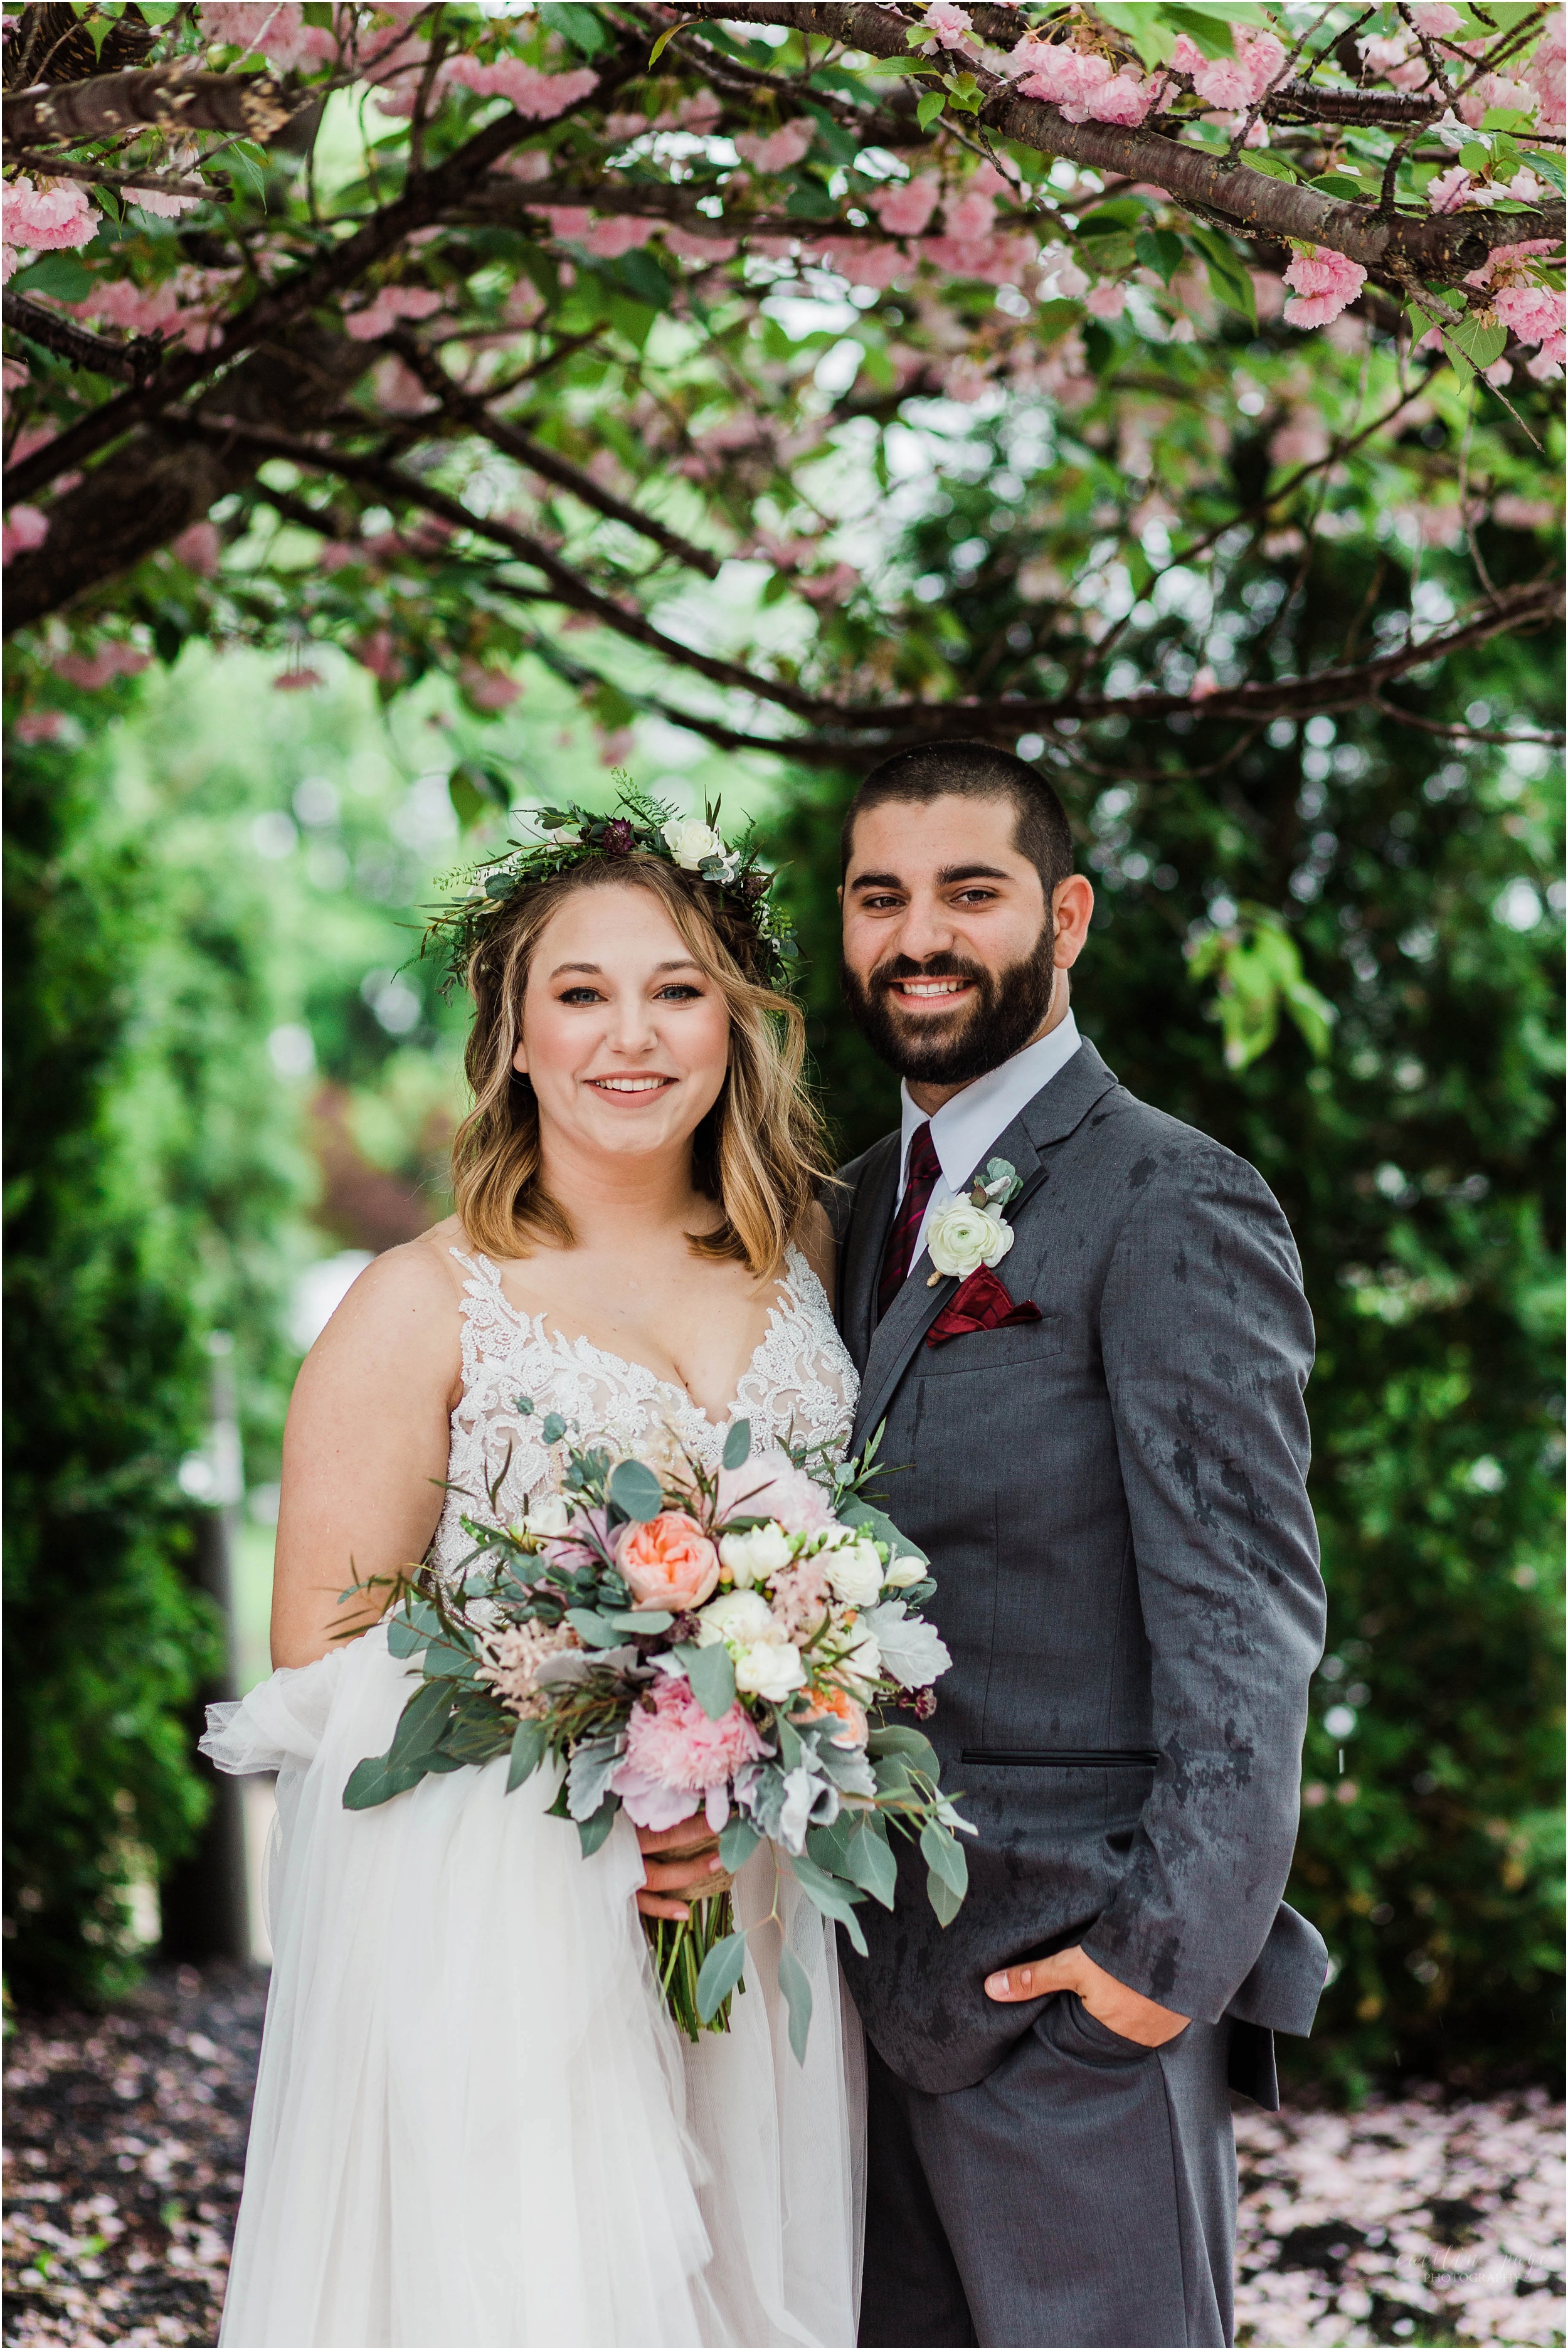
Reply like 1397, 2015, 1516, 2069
830, 741, 1328, 2349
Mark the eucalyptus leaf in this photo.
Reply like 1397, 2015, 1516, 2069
926, 1862, 965, 1928
389, 1678, 455, 1761
867, 1724, 940, 1779
920, 1820, 970, 1903
507, 1718, 549, 1792
696, 1926, 750, 2021
542, 1413, 568, 1444
576, 1796, 620, 1856
607, 1457, 664, 1523
777, 1940, 815, 2065
719, 1816, 762, 1871
566, 1607, 632, 1650
568, 1733, 625, 1821
679, 1639, 737, 1722
839, 1497, 926, 1568
789, 1853, 869, 1955
722, 1416, 752, 1470
844, 1816, 899, 1909
607, 1609, 674, 1633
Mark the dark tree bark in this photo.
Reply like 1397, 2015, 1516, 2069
3, 63, 295, 145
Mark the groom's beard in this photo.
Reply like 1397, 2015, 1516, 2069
840, 923, 1056, 1087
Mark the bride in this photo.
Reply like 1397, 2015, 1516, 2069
203, 812, 865, 2347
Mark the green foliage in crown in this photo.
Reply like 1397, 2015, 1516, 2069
426, 778, 798, 995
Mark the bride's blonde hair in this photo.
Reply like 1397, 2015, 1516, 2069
452, 856, 829, 1279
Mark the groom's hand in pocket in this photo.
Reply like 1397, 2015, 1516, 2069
983, 1945, 1190, 2046
635, 1819, 727, 1922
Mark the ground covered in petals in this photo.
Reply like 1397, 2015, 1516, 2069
3, 1966, 263, 2348
1236, 2090, 1565, 2347
2, 1967, 1560, 2348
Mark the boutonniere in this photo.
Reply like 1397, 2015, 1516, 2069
925, 1158, 1025, 1285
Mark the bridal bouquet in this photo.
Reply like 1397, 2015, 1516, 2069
342, 1414, 971, 2054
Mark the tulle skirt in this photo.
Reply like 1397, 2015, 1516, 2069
201, 1627, 864, 2348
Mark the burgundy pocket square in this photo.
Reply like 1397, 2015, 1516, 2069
927, 1266, 1043, 1347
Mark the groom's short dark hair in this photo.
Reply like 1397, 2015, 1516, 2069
840, 740, 1074, 897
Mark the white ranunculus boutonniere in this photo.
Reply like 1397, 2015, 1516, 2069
925, 1158, 1025, 1284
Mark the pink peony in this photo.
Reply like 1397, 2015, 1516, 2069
4, 174, 97, 253
735, 118, 814, 174
871, 174, 940, 238
2, 504, 48, 565
1282, 247, 1367, 329
716, 1448, 837, 1537
618, 1511, 721, 1611
611, 1678, 766, 1832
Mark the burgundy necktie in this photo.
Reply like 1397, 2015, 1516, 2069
877, 1123, 943, 1320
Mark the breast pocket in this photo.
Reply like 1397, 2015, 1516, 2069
917, 1315, 1066, 1377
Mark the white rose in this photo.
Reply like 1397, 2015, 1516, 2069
926, 1196, 1015, 1280
883, 1555, 928, 1589
662, 816, 724, 871
823, 1537, 884, 1609
524, 1493, 571, 1537
719, 1522, 794, 1587
696, 1588, 774, 1650
734, 1638, 807, 1702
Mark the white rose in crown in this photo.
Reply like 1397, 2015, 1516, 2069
924, 1158, 1025, 1284
662, 815, 725, 870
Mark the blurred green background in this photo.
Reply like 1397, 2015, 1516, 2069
4, 609, 1561, 2099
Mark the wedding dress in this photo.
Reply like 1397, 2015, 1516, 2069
202, 1244, 865, 2349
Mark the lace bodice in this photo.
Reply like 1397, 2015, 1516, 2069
428, 1244, 859, 1585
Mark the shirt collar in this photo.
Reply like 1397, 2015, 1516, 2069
898, 1010, 1083, 1196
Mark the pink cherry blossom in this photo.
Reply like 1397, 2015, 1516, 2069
924, 3, 975, 53
1409, 3, 1463, 31
1040, 250, 1090, 300
492, 149, 552, 183
273, 669, 325, 693
53, 640, 151, 688
354, 630, 403, 684
171, 521, 221, 576
535, 206, 593, 241
441, 52, 597, 117
344, 283, 443, 341
1359, 33, 1412, 76
1428, 164, 1477, 213
582, 216, 656, 259
603, 111, 650, 143
677, 91, 723, 133
734, 117, 813, 173
797, 561, 859, 603
869, 174, 941, 237
14, 711, 67, 744
2, 504, 48, 565
1189, 666, 1220, 701
198, 3, 334, 70
1522, 6, 1565, 130
459, 662, 522, 711
596, 726, 636, 766
663, 226, 739, 264
1483, 356, 1514, 386
815, 238, 905, 289
132, 185, 202, 220
1281, 246, 1367, 328
1084, 281, 1126, 319
1493, 493, 1556, 528
1494, 282, 1565, 346
946, 187, 997, 241
369, 354, 435, 417
1088, 70, 1158, 125
4, 174, 97, 253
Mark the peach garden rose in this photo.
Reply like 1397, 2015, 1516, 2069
617, 1510, 721, 1610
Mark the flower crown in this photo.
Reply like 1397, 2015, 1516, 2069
425, 779, 799, 992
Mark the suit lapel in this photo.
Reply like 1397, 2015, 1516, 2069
837, 1132, 901, 1373
849, 1040, 1120, 1448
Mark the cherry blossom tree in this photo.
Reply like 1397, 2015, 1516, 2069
1, 0, 1562, 769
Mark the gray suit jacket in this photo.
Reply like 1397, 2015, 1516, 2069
833, 1040, 1328, 2097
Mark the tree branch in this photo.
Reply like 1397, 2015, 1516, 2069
380, 328, 725, 579
674, 3, 1565, 283
3, 291, 164, 384
3, 64, 296, 145
2, 35, 643, 507
4, 149, 229, 200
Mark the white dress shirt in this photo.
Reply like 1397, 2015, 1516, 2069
895, 1011, 1082, 1268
